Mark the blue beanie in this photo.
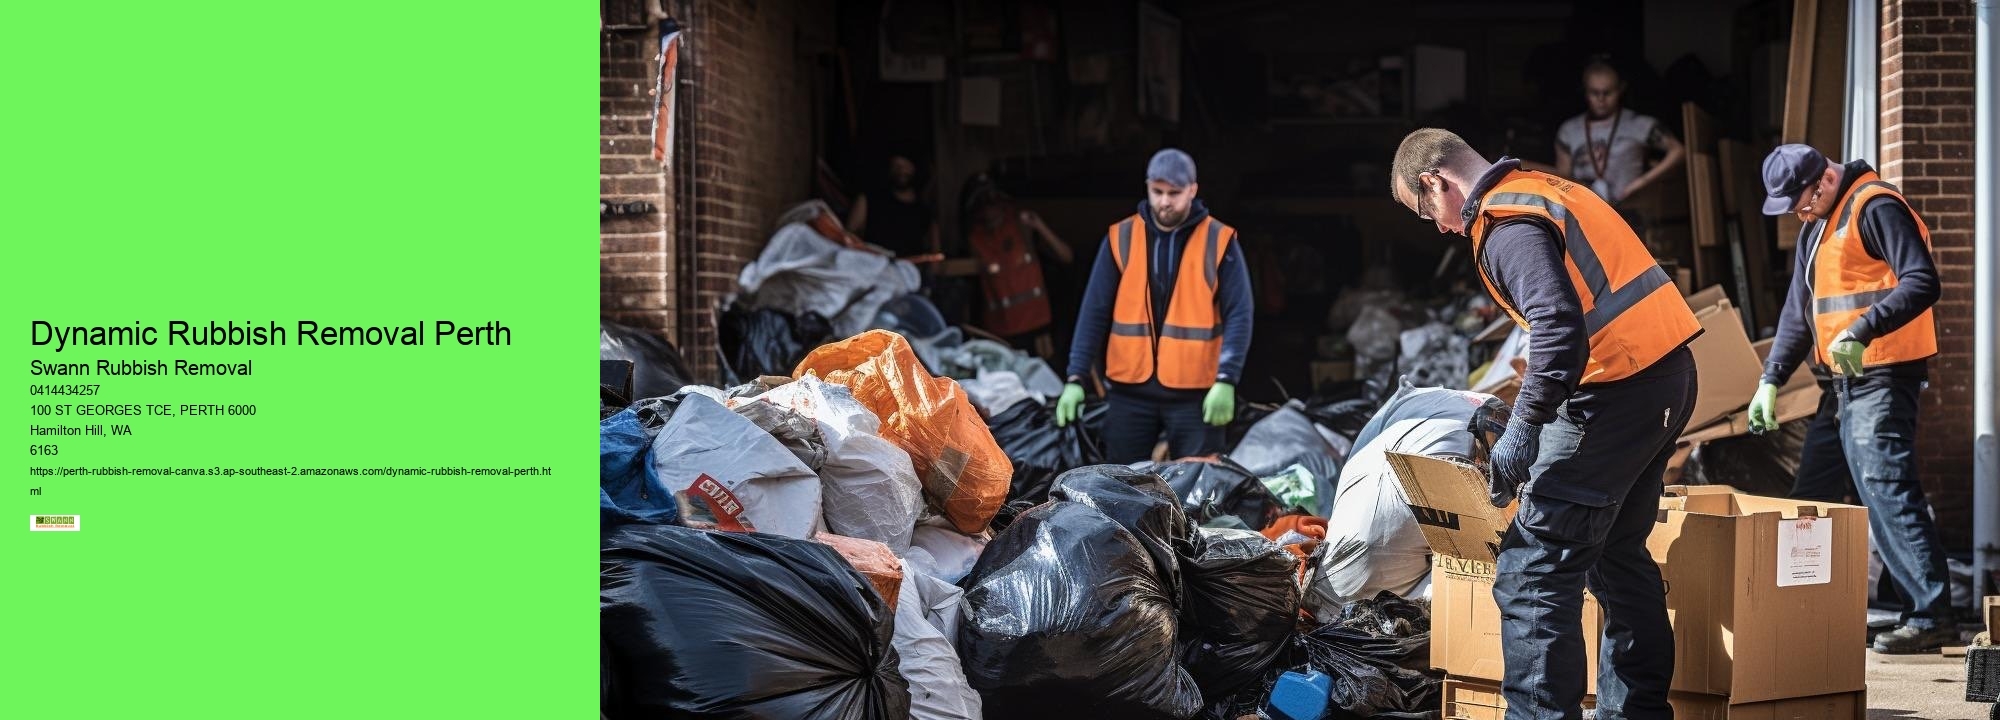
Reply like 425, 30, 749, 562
1146, 148, 1197, 187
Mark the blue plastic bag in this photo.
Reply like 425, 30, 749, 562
600, 409, 679, 528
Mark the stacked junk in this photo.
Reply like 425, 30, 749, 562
599, 213, 1878, 719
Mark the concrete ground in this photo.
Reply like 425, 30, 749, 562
1869, 651, 1988, 720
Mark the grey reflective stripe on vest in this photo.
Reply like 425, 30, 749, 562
1161, 324, 1220, 341
1203, 220, 1221, 289
1485, 191, 1669, 334
1111, 321, 1151, 336
1833, 181, 1898, 236
1115, 218, 1136, 271
1814, 287, 1896, 315
992, 286, 1045, 309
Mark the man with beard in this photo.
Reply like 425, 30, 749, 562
1055, 149, 1253, 463
847, 154, 940, 258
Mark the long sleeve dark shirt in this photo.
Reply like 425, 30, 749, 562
1463, 159, 1589, 425
1763, 160, 1940, 386
1067, 199, 1255, 398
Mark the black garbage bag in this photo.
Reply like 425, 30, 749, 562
1201, 592, 1437, 720
1178, 528, 1301, 701
988, 398, 1107, 507
959, 501, 1203, 720
1305, 397, 1378, 441
1049, 464, 1192, 603
601, 321, 696, 400
1231, 402, 1345, 518
1149, 456, 1285, 532
718, 305, 834, 381
600, 524, 908, 720
1682, 419, 1807, 498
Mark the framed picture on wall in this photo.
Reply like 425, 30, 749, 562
1137, 3, 1180, 124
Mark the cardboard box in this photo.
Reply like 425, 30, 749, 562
1387, 452, 1601, 689
1432, 555, 1603, 689
1675, 336, 1826, 447
1441, 677, 1594, 720
1310, 360, 1354, 387
1667, 690, 1865, 720
1684, 288, 1764, 431
1985, 595, 2000, 637
1648, 487, 1869, 702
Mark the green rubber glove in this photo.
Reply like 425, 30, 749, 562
1828, 330, 1867, 377
1747, 382, 1780, 434
1054, 383, 1086, 427
1202, 382, 1236, 427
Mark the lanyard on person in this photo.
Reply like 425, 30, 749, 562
1584, 109, 1621, 181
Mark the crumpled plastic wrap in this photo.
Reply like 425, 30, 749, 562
648, 394, 823, 538
600, 524, 908, 719
732, 400, 830, 470
1178, 527, 1302, 700
738, 223, 922, 338
957, 501, 1202, 719
1396, 321, 1471, 390
748, 376, 923, 552
796, 330, 1012, 535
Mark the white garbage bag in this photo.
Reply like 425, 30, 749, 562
960, 370, 1034, 417
650, 394, 823, 538
909, 522, 989, 583
748, 376, 924, 552
896, 560, 981, 720
738, 223, 921, 338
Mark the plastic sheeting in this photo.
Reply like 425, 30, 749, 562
896, 561, 982, 720
600, 321, 695, 401
1309, 384, 1507, 613
1179, 528, 1301, 700
933, 339, 1065, 398
958, 501, 1202, 719
649, 394, 824, 538
1397, 321, 1470, 391
959, 371, 1035, 417
600, 409, 679, 528
796, 330, 1012, 535
1149, 457, 1286, 533
732, 400, 830, 470
908, 523, 988, 583
738, 223, 921, 339
748, 377, 923, 552
600, 524, 908, 720
1230, 402, 1345, 518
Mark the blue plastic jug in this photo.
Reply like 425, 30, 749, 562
1264, 669, 1333, 720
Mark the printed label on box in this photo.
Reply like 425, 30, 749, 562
1777, 515, 1832, 587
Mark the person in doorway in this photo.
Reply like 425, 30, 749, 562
846, 154, 940, 258
1392, 128, 1700, 720
1055, 149, 1252, 463
1553, 56, 1685, 206
1745, 143, 1953, 653
963, 174, 1074, 358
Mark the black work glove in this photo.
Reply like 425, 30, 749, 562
1487, 418, 1543, 508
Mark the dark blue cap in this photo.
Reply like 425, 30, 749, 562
1146, 148, 1197, 187
1760, 144, 1829, 215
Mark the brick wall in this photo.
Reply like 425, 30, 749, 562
600, 25, 677, 344
681, 0, 827, 382
1880, 0, 1977, 547
599, 0, 827, 383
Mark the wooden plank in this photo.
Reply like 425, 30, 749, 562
1777, 0, 1848, 250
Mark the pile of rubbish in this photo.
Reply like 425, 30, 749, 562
602, 312, 1511, 718
1315, 277, 1507, 404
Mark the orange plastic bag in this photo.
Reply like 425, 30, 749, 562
816, 532, 902, 610
795, 330, 1012, 534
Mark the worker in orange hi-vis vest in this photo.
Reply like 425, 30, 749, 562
1055, 149, 1253, 464
1746, 143, 1951, 654
1392, 128, 1700, 720
962, 176, 1072, 358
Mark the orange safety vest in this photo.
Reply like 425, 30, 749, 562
969, 216, 1052, 337
1806, 171, 1938, 367
1470, 170, 1700, 384
1104, 214, 1234, 389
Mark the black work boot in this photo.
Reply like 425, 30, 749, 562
1869, 623, 1956, 654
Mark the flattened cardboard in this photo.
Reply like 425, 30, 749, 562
1686, 293, 1763, 431
1649, 487, 1869, 702
1385, 452, 1511, 565
1432, 556, 1602, 689
1667, 690, 1865, 720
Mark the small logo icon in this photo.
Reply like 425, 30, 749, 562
30, 514, 80, 531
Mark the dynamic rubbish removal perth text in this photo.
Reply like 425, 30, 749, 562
29, 320, 512, 352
